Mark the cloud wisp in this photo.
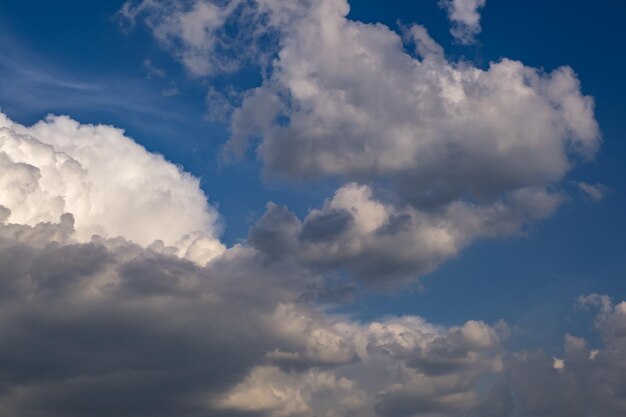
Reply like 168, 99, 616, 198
438, 0, 487, 44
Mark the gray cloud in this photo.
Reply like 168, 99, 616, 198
250, 183, 562, 284
0, 214, 508, 417
478, 296, 626, 417
0, 109, 548, 416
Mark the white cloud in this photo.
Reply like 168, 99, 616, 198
119, 0, 275, 76
0, 111, 224, 264
439, 0, 487, 44
225, 1, 598, 207
214, 366, 368, 417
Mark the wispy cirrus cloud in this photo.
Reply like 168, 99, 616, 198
0, 32, 189, 131
577, 181, 610, 201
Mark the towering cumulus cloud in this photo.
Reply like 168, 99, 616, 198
0, 112, 224, 264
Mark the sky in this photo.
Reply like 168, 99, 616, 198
0, 0, 625, 416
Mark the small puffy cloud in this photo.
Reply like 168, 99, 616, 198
0, 111, 224, 264
214, 366, 368, 417
439, 0, 487, 44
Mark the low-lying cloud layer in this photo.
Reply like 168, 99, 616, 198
0, 198, 624, 416
0, 212, 507, 417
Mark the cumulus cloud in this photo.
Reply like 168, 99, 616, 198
224, 1, 598, 208
0, 110, 511, 416
121, 0, 599, 284
2, 217, 624, 417
0, 111, 224, 264
0, 214, 509, 417
123, 0, 599, 209
250, 183, 562, 283
439, 0, 487, 44
479, 295, 626, 417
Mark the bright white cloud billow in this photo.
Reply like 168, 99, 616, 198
0, 112, 224, 264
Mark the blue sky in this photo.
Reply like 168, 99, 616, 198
0, 1, 625, 416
